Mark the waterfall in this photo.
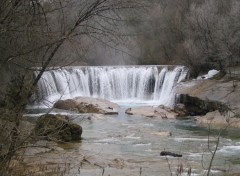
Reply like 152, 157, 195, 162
33, 65, 188, 107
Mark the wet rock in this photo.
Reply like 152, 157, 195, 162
53, 99, 78, 112
160, 151, 182, 157
155, 106, 178, 119
173, 103, 188, 118
125, 106, 178, 119
176, 94, 229, 116
176, 79, 240, 116
78, 103, 103, 113
108, 158, 125, 169
35, 114, 82, 142
125, 108, 133, 115
54, 97, 119, 114
196, 110, 240, 128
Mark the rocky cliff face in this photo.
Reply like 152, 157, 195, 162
176, 94, 229, 116
175, 79, 240, 116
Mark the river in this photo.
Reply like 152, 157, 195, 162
36, 106, 240, 176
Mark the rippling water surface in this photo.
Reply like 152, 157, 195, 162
61, 107, 240, 176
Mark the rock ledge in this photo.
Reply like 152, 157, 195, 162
54, 97, 119, 114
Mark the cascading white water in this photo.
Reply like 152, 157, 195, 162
33, 65, 188, 107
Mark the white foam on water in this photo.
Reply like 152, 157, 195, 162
23, 113, 45, 117
94, 138, 119, 144
142, 123, 154, 127
145, 149, 153, 152
174, 137, 216, 142
134, 143, 151, 146
125, 133, 141, 139
23, 112, 80, 117
218, 145, 240, 154
188, 153, 202, 158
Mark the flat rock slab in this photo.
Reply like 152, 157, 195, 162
125, 106, 178, 119
54, 97, 120, 114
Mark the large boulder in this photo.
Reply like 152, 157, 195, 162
54, 97, 119, 114
173, 103, 188, 118
196, 110, 240, 128
175, 79, 240, 116
176, 94, 228, 116
35, 114, 82, 142
53, 99, 78, 112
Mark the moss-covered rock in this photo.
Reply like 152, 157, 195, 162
35, 114, 82, 142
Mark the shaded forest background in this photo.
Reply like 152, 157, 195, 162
133, 0, 240, 77
1, 0, 240, 76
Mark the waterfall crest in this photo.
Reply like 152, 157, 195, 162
33, 65, 188, 107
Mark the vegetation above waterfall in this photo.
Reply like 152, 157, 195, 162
131, 0, 240, 77
1, 1, 240, 76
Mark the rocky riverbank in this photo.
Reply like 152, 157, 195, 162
175, 75, 240, 128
